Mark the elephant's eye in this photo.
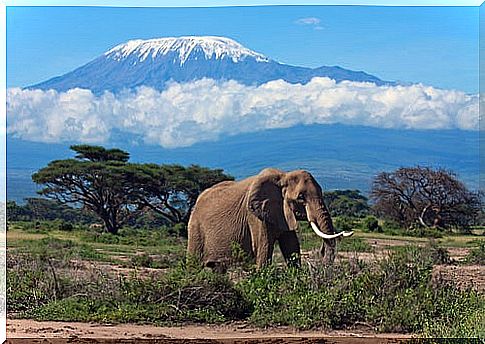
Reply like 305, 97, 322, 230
297, 193, 305, 200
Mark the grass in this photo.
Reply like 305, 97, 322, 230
6, 221, 485, 337
10, 255, 250, 324
238, 246, 484, 335
8, 221, 187, 269
298, 222, 373, 253
464, 242, 485, 265
13, 237, 110, 262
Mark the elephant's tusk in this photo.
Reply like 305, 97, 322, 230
310, 222, 347, 240
342, 231, 354, 237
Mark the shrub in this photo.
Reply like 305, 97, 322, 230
130, 253, 154, 268
426, 240, 452, 265
9, 252, 251, 325
333, 216, 355, 232
58, 221, 74, 231
238, 245, 483, 334
464, 242, 485, 265
361, 215, 381, 232
7, 239, 483, 336
409, 226, 443, 238
337, 236, 373, 253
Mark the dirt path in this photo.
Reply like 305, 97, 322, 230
7, 319, 414, 341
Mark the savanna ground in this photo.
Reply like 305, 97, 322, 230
6, 219, 485, 341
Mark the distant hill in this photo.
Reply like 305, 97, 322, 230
7, 124, 479, 203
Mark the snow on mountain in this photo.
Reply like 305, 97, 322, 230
29, 36, 390, 93
104, 36, 269, 65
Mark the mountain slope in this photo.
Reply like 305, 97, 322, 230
30, 36, 389, 93
7, 124, 479, 203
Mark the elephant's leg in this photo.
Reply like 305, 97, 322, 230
251, 223, 276, 269
254, 241, 275, 268
278, 231, 301, 267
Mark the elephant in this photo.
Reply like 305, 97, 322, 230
187, 168, 353, 269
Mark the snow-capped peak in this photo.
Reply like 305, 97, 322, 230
104, 36, 270, 65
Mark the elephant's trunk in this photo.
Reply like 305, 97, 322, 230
305, 200, 352, 264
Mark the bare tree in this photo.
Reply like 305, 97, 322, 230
371, 167, 481, 230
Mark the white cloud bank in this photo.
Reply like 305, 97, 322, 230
7, 77, 478, 148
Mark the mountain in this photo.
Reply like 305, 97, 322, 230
7, 124, 479, 203
29, 36, 389, 93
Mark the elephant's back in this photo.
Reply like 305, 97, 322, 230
194, 177, 253, 213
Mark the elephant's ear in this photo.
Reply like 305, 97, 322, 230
283, 200, 298, 231
248, 172, 294, 231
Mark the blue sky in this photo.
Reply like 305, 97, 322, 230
7, 5, 478, 92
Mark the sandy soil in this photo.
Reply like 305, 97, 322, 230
433, 264, 485, 291
7, 319, 414, 341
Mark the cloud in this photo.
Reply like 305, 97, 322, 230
7, 78, 478, 148
295, 17, 320, 25
295, 17, 324, 30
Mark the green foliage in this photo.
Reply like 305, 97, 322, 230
7, 201, 32, 221
57, 221, 74, 231
378, 220, 444, 238
31, 145, 233, 233
71, 144, 130, 163
337, 236, 373, 253
323, 190, 370, 218
333, 216, 356, 232
464, 241, 485, 265
230, 241, 255, 270
391, 242, 452, 265
14, 256, 250, 325
7, 199, 97, 223
130, 253, 155, 268
421, 303, 485, 338
128, 163, 233, 226
238, 245, 483, 334
15, 237, 108, 262
361, 215, 381, 232
8, 240, 484, 336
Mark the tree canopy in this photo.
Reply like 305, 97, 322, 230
126, 163, 233, 225
370, 166, 481, 230
31, 145, 233, 234
323, 189, 370, 218
32, 147, 137, 234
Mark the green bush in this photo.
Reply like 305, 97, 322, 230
361, 215, 381, 232
464, 242, 485, 265
333, 216, 355, 232
130, 253, 154, 268
337, 236, 373, 252
58, 221, 74, 231
7, 241, 484, 336
10, 253, 251, 325
378, 220, 444, 238
16, 237, 107, 262
238, 245, 483, 334
409, 227, 443, 238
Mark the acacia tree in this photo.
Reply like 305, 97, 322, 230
370, 166, 481, 230
32, 145, 137, 234
127, 164, 233, 226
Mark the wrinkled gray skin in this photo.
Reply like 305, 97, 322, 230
187, 168, 338, 269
